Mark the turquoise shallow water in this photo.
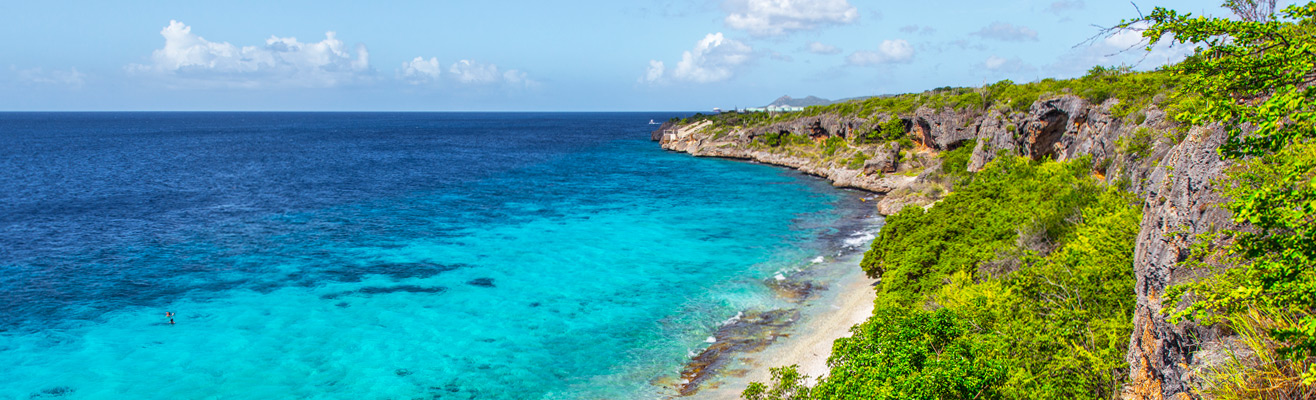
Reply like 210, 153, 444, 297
0, 113, 874, 399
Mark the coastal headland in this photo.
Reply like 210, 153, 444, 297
653, 72, 1242, 399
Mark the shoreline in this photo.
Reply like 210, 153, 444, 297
672, 252, 878, 399
644, 153, 884, 399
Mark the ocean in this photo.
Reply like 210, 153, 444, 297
0, 113, 879, 399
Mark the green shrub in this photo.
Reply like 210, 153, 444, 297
1115, 127, 1154, 159
821, 136, 847, 156
856, 117, 909, 145
939, 144, 975, 180
807, 308, 1006, 400
748, 156, 1143, 400
860, 156, 1099, 300
846, 152, 869, 170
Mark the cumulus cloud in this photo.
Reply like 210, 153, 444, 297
501, 69, 532, 87
128, 20, 371, 88
846, 39, 914, 66
399, 57, 441, 85
1046, 22, 1197, 77
395, 57, 534, 88
14, 67, 86, 88
724, 0, 858, 36
448, 60, 502, 84
806, 41, 841, 55
643, 60, 666, 83
447, 59, 535, 88
972, 22, 1039, 42
644, 33, 754, 84
1046, 0, 1084, 14
983, 56, 1036, 74
1100, 22, 1197, 62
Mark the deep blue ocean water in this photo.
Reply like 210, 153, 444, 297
0, 113, 877, 399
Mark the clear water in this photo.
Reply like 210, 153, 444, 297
0, 113, 874, 399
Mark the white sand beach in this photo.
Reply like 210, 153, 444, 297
687, 263, 877, 399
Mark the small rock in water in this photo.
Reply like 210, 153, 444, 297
394, 368, 412, 377
467, 278, 495, 288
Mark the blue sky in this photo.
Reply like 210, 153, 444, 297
0, 0, 1256, 111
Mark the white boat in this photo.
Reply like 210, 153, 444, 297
649, 119, 660, 125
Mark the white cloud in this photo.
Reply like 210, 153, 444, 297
447, 59, 535, 88
396, 57, 535, 89
1101, 22, 1197, 63
642, 60, 666, 83
15, 67, 86, 88
806, 41, 841, 55
502, 69, 531, 87
1046, 22, 1197, 77
1104, 23, 1156, 50
448, 59, 501, 84
724, 0, 858, 37
128, 20, 371, 88
972, 22, 1039, 42
847, 39, 914, 66
645, 33, 754, 84
399, 57, 441, 85
983, 56, 1036, 73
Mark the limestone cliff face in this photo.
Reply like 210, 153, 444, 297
655, 95, 1238, 399
1123, 126, 1240, 400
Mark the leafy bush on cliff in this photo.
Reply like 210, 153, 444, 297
747, 156, 1142, 399
808, 308, 1006, 400
854, 117, 911, 146
758, 131, 813, 148
860, 156, 1101, 303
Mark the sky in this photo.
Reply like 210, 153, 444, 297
0, 0, 1266, 111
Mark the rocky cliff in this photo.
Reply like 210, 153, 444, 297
655, 95, 1237, 399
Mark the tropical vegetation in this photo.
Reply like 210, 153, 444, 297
742, 1, 1316, 398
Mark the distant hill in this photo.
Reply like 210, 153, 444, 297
766, 95, 833, 107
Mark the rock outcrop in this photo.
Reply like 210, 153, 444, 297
913, 106, 979, 150
739, 115, 871, 140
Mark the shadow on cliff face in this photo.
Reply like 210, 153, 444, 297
915, 118, 934, 148
1026, 109, 1070, 161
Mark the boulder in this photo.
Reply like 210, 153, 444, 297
862, 143, 901, 175
913, 106, 979, 150
969, 109, 1017, 171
